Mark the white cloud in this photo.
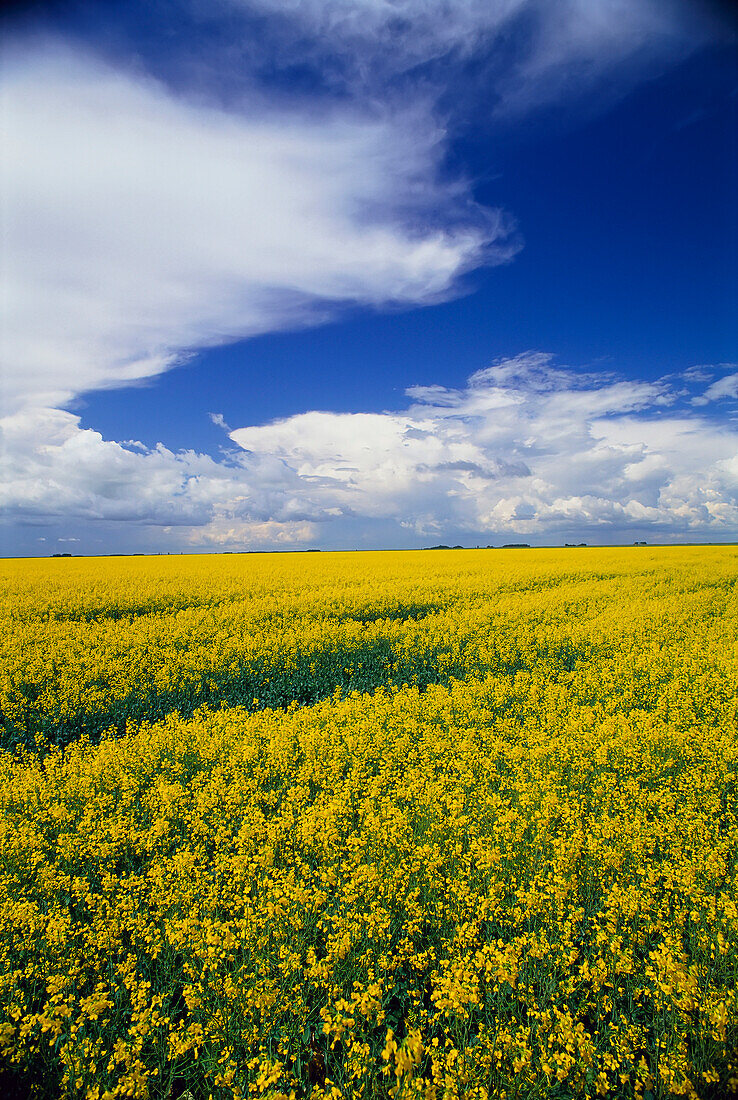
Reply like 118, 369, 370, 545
191, 519, 318, 547
236, 0, 711, 116
0, 6, 731, 553
1, 42, 513, 413
691, 369, 738, 405
4, 355, 737, 548
486, 0, 706, 117
0, 404, 343, 548
1, 1, 714, 422
682, 365, 714, 383
229, 352, 738, 537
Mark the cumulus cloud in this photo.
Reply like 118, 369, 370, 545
228, 352, 738, 537
1, 42, 513, 413
0, 404, 329, 549
3, 355, 737, 548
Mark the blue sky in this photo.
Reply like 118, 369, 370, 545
1, 0, 736, 554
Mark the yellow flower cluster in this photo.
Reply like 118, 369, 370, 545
0, 546, 736, 1099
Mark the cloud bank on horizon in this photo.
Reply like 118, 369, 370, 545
3, 355, 737, 549
1, 0, 736, 551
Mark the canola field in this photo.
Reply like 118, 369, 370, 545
0, 546, 736, 1100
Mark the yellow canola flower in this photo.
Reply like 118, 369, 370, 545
0, 546, 735, 1098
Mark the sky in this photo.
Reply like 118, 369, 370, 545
1, 0, 736, 555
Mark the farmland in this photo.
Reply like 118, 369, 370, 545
0, 547, 736, 1099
